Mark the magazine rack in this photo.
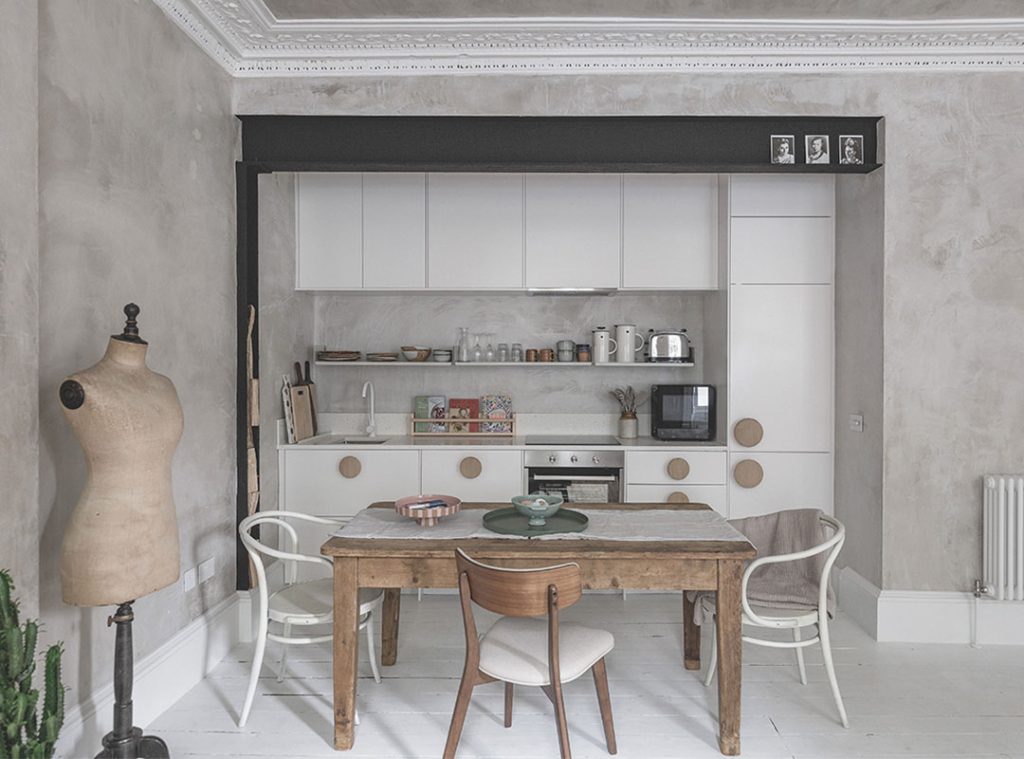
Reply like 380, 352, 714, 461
408, 413, 516, 437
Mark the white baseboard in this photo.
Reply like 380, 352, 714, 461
839, 567, 1024, 645
58, 592, 240, 758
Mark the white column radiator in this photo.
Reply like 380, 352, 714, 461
983, 475, 1024, 601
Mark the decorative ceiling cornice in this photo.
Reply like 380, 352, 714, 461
154, 0, 1024, 77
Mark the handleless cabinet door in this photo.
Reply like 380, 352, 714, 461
727, 452, 833, 519
421, 450, 524, 502
525, 174, 621, 289
730, 285, 833, 452
427, 173, 524, 289
625, 450, 727, 485
730, 175, 834, 217
281, 449, 420, 517
295, 173, 363, 289
363, 173, 426, 288
731, 217, 834, 285
622, 174, 718, 290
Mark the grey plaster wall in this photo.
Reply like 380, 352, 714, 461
258, 173, 313, 512
37, 0, 236, 725
236, 71, 1024, 592
835, 172, 885, 588
313, 292, 706, 414
0, 0, 40, 618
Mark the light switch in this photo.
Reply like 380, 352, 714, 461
182, 567, 197, 591
849, 414, 864, 433
199, 557, 216, 583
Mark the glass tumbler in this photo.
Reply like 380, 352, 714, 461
497, 343, 509, 362
511, 343, 523, 362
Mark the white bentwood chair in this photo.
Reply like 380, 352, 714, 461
238, 511, 383, 727
702, 513, 849, 728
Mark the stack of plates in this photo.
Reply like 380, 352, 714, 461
366, 352, 400, 362
317, 350, 361, 362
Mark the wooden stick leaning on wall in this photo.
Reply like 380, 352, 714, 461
246, 305, 260, 586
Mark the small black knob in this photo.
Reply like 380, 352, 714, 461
112, 302, 147, 344
60, 379, 85, 410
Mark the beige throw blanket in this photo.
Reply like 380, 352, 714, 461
691, 508, 835, 625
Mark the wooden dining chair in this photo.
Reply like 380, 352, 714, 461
444, 548, 617, 759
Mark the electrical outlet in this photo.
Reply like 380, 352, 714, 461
849, 414, 864, 433
199, 557, 216, 584
182, 567, 197, 591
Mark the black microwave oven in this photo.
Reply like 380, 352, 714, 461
651, 384, 716, 441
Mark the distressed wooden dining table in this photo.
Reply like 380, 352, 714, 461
321, 502, 756, 755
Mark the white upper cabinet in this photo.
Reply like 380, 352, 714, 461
621, 174, 718, 290
427, 173, 524, 289
731, 217, 834, 284
363, 173, 426, 289
524, 174, 621, 290
730, 175, 834, 217
295, 173, 363, 289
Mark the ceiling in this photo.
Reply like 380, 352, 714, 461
154, 0, 1024, 77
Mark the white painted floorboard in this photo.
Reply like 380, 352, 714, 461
148, 594, 1024, 759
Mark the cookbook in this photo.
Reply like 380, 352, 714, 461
480, 394, 513, 433
414, 395, 447, 432
448, 398, 480, 433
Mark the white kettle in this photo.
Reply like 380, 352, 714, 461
614, 324, 645, 363
592, 327, 617, 363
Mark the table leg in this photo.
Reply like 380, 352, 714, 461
716, 560, 743, 756
682, 592, 701, 671
333, 558, 359, 750
381, 588, 401, 666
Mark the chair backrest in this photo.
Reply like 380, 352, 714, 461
239, 510, 339, 586
455, 549, 582, 617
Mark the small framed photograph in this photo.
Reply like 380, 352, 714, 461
839, 135, 864, 165
805, 135, 830, 164
770, 135, 796, 165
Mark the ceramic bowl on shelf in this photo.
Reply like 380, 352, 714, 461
511, 493, 564, 527
394, 494, 461, 527
401, 346, 432, 361
432, 349, 453, 362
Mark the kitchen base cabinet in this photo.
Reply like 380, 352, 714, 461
726, 452, 832, 520
625, 484, 727, 515
421, 450, 524, 502
625, 450, 728, 486
281, 449, 420, 517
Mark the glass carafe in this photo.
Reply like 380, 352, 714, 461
456, 327, 470, 363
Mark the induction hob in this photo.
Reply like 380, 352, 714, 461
524, 435, 621, 446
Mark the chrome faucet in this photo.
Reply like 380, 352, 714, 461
361, 380, 376, 438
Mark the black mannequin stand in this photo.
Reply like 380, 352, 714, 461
95, 602, 170, 759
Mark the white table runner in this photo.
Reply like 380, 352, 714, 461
334, 507, 747, 542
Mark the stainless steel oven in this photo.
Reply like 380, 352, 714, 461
524, 449, 624, 504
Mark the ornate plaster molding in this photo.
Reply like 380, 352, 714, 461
154, 0, 1024, 77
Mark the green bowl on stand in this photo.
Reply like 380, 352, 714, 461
511, 494, 564, 527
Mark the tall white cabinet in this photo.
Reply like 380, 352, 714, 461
727, 175, 835, 518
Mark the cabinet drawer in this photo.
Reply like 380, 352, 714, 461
625, 451, 727, 485
730, 175, 834, 217
730, 217, 833, 285
421, 450, 523, 502
625, 484, 727, 515
727, 452, 832, 520
282, 450, 420, 517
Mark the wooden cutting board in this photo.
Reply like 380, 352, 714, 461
290, 385, 315, 442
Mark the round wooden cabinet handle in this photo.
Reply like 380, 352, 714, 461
667, 491, 690, 504
666, 457, 690, 481
733, 418, 764, 448
459, 456, 483, 479
338, 456, 362, 479
733, 459, 764, 489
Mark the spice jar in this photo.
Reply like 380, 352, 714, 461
576, 344, 591, 362
539, 348, 555, 362
525, 348, 538, 362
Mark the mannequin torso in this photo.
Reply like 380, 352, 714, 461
60, 336, 183, 606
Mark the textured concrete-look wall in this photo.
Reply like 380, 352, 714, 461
0, 0, 40, 618
37, 0, 236, 722
835, 172, 885, 587
236, 71, 1024, 592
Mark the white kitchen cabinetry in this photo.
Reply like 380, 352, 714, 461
727, 175, 834, 518
624, 450, 728, 514
727, 452, 832, 520
280, 449, 420, 517
621, 174, 718, 290
729, 286, 833, 452
295, 173, 363, 289
421, 450, 524, 502
363, 173, 426, 288
427, 173, 525, 289
524, 174, 621, 289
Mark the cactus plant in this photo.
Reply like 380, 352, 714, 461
0, 570, 64, 759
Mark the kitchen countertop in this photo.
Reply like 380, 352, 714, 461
281, 434, 726, 451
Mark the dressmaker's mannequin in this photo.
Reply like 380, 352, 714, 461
59, 303, 178, 758
59, 304, 183, 605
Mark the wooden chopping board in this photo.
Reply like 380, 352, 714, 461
290, 385, 315, 442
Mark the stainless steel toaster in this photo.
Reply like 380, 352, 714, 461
647, 329, 692, 362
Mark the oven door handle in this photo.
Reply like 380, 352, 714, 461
530, 474, 619, 482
